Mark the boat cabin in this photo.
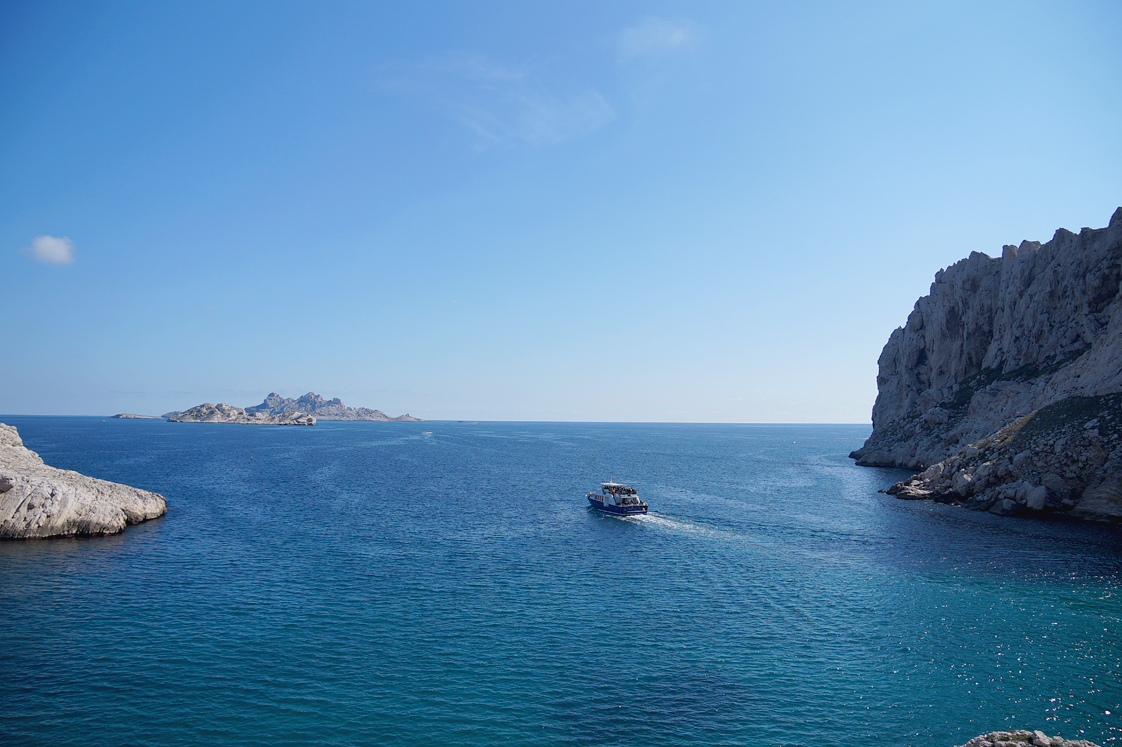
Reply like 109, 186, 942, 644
600, 481, 641, 505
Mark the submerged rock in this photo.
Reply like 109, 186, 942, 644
0, 423, 167, 539
854, 208, 1122, 522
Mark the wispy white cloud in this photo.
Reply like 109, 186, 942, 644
22, 235, 75, 264
619, 17, 699, 59
379, 54, 614, 148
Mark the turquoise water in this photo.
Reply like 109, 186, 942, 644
1, 417, 1119, 746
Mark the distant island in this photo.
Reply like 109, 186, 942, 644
161, 391, 424, 426
168, 403, 316, 425
852, 207, 1122, 523
110, 413, 162, 419
245, 392, 424, 422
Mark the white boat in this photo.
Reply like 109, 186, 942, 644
587, 479, 648, 515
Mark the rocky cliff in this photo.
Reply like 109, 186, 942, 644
0, 423, 167, 538
168, 402, 316, 425
851, 208, 1122, 522
246, 392, 424, 421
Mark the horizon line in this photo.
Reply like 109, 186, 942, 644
1, 413, 871, 426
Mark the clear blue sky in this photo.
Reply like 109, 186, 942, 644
2, 1, 1120, 421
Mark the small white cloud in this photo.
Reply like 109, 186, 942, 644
619, 17, 698, 59
22, 235, 75, 264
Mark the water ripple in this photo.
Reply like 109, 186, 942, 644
1, 419, 1119, 746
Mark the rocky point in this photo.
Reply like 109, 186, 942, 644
0, 423, 167, 539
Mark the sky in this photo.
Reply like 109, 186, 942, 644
2, 1, 1120, 422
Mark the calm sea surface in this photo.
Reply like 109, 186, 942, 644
1, 417, 1119, 747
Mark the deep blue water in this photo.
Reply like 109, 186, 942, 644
1, 417, 1119, 747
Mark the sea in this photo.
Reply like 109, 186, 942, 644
1, 417, 1119, 747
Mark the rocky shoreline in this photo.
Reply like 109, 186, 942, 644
852, 208, 1122, 522
955, 731, 1100, 747
885, 394, 1122, 520
0, 423, 167, 539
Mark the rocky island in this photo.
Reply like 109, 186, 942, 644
852, 208, 1122, 522
161, 392, 422, 425
168, 403, 316, 425
246, 392, 424, 421
0, 423, 167, 538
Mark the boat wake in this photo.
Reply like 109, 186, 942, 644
618, 512, 836, 570
619, 512, 723, 539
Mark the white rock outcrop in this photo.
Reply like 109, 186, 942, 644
853, 208, 1122, 522
0, 423, 167, 539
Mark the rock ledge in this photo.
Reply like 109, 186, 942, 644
0, 423, 167, 539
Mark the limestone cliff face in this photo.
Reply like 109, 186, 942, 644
246, 392, 424, 422
851, 208, 1122, 522
0, 424, 167, 538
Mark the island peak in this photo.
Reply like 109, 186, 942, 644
245, 391, 424, 421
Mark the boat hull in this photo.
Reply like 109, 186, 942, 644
587, 497, 648, 515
